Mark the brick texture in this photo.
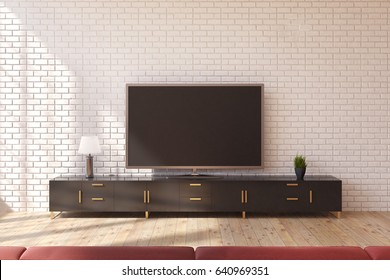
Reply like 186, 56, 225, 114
1, 0, 390, 211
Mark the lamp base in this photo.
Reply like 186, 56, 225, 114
85, 155, 94, 178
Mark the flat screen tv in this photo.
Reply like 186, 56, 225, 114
126, 84, 263, 172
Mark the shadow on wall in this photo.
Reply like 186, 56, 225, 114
0, 198, 11, 217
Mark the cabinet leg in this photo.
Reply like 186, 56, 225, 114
50, 211, 61, 219
242, 211, 246, 219
330, 211, 341, 219
145, 211, 149, 219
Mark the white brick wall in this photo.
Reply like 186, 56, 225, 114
1, 0, 390, 211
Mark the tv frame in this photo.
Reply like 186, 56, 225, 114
125, 84, 264, 171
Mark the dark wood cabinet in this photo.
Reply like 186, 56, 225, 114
212, 182, 245, 212
49, 180, 83, 212
81, 181, 114, 212
268, 181, 308, 213
114, 181, 180, 214
305, 181, 342, 212
114, 182, 146, 212
49, 175, 342, 218
180, 181, 212, 212
147, 182, 179, 212
245, 181, 280, 212
180, 181, 211, 197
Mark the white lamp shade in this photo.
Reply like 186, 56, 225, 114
78, 135, 101, 155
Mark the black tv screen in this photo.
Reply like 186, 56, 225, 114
126, 85, 263, 169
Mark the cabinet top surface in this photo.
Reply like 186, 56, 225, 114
50, 175, 341, 182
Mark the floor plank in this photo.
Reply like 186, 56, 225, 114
267, 215, 296, 246
1, 212, 390, 247
229, 217, 248, 246
173, 215, 187, 246
299, 215, 340, 246
111, 216, 137, 246
218, 216, 235, 246
279, 215, 317, 246
207, 215, 223, 246
161, 216, 177, 246
185, 214, 199, 247
249, 215, 284, 246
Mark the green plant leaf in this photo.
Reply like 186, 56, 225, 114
294, 155, 307, 168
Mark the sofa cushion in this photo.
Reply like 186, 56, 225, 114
20, 246, 195, 260
364, 246, 390, 260
0, 246, 27, 260
195, 246, 371, 260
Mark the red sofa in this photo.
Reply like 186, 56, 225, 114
19, 246, 195, 260
364, 246, 390, 260
0, 246, 26, 260
1, 246, 389, 260
195, 246, 371, 260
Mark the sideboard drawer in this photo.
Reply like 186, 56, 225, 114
180, 182, 211, 197
82, 181, 114, 211
179, 196, 212, 212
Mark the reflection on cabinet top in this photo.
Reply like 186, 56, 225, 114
51, 175, 341, 182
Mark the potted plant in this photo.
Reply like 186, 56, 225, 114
294, 155, 307, 180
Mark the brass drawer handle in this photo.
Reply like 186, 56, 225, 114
92, 184, 104, 187
144, 190, 147, 204
286, 197, 299, 201
241, 190, 248, 204
92, 197, 104, 201
286, 183, 299, 187
78, 190, 82, 204
147, 190, 150, 203
190, 198, 202, 201
310, 190, 313, 204
189, 183, 202, 187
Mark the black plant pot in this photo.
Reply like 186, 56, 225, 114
295, 167, 306, 181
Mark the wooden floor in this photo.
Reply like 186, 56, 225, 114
1, 211, 390, 247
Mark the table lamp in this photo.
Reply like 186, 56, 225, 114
78, 135, 101, 178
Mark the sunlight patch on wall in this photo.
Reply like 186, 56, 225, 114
0, 4, 80, 211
